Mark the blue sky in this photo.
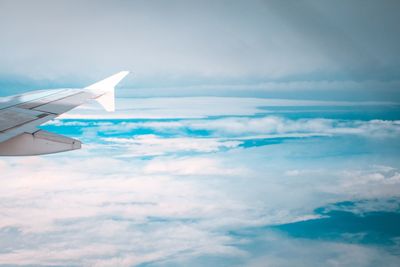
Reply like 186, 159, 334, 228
1, 1, 400, 266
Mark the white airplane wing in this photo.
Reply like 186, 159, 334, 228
0, 71, 129, 156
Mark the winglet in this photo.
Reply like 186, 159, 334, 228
85, 71, 129, 112
96, 88, 116, 112
85, 71, 130, 91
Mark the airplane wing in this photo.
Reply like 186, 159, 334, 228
0, 71, 129, 156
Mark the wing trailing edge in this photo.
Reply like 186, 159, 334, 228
0, 130, 81, 156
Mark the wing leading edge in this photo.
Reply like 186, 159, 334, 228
0, 71, 129, 156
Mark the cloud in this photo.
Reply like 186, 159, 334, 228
241, 232, 400, 267
52, 115, 400, 141
103, 135, 242, 157
0, 0, 399, 85
0, 154, 258, 266
279, 159, 400, 205
143, 156, 245, 176
332, 167, 400, 198
58, 97, 370, 119
116, 80, 400, 99
1, 96, 400, 265
185, 117, 400, 138
1, 130, 400, 265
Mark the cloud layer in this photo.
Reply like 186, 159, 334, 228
1, 100, 400, 266
0, 0, 399, 89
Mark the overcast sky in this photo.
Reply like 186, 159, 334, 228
0, 0, 399, 99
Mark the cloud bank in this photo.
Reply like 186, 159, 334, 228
0, 0, 399, 94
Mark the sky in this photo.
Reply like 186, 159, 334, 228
1, 0, 400, 266
1, 0, 400, 100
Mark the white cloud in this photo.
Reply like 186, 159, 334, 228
185, 117, 400, 137
242, 232, 400, 267
280, 163, 400, 205
333, 167, 400, 198
59, 97, 383, 119
143, 156, 245, 176
0, 137, 400, 266
2, 103, 400, 266
0, 154, 257, 266
77, 116, 400, 139
103, 135, 242, 157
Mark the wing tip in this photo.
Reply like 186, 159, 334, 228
85, 71, 130, 90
